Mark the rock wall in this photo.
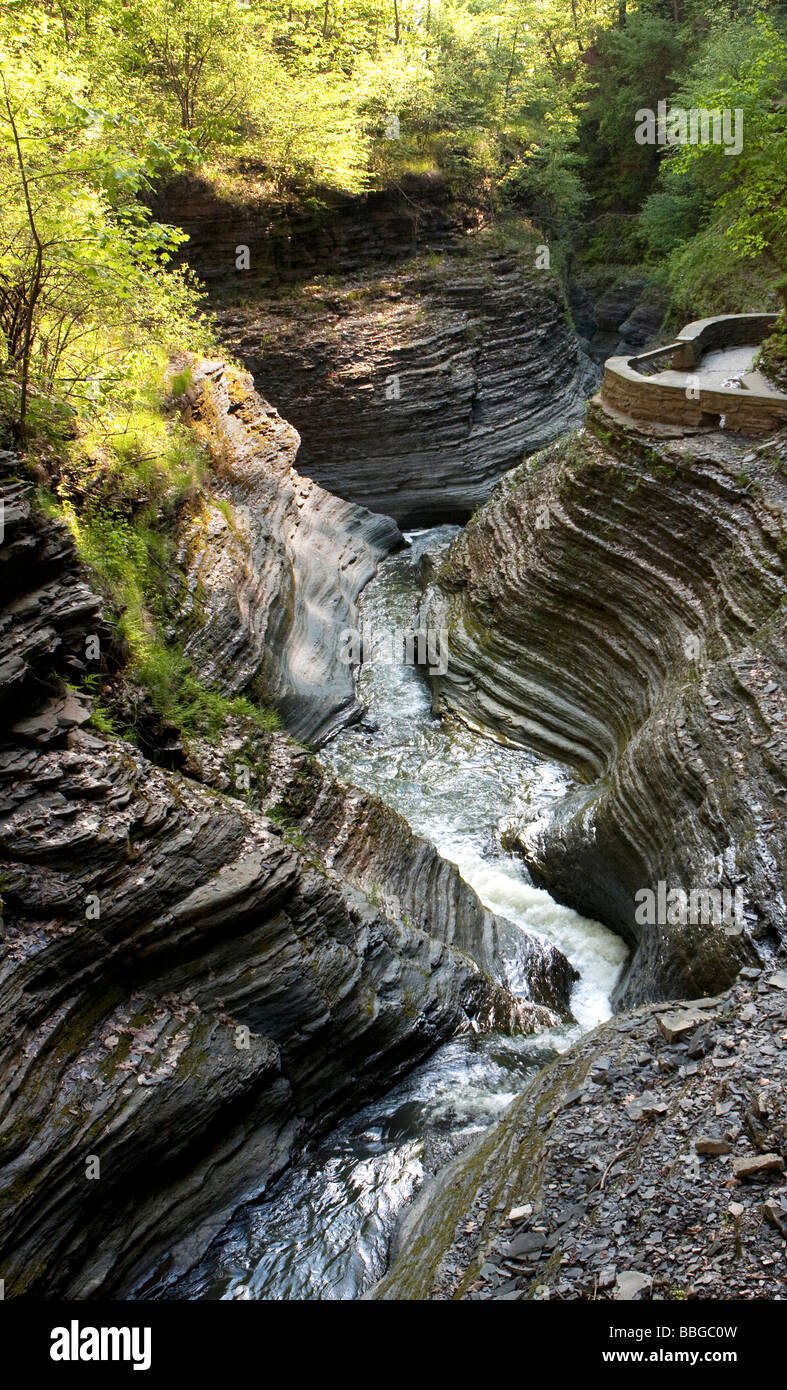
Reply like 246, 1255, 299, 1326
175, 358, 401, 745
185, 724, 577, 1013
148, 173, 478, 294
423, 411, 787, 1006
218, 249, 597, 525
600, 311, 787, 437
152, 175, 597, 526
569, 266, 670, 364
0, 453, 574, 1297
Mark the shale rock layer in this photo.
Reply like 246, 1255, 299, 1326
426, 413, 787, 1005
176, 358, 401, 745
0, 452, 570, 1296
217, 248, 596, 525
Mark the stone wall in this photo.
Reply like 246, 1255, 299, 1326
601, 313, 787, 435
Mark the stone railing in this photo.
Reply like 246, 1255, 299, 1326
600, 312, 787, 435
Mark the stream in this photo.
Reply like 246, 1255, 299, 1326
173, 526, 628, 1301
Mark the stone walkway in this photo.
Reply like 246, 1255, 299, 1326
649, 345, 783, 398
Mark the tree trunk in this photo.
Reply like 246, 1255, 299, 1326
1, 78, 44, 443
504, 24, 519, 112
570, 0, 584, 53
393, 0, 399, 44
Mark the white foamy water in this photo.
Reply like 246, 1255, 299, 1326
446, 848, 627, 1032
320, 525, 628, 1032
170, 525, 627, 1302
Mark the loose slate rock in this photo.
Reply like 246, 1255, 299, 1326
614, 1271, 651, 1301
731, 1154, 785, 1181
695, 1136, 733, 1155
506, 1231, 547, 1257
656, 1009, 717, 1043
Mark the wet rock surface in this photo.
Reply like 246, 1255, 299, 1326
0, 457, 569, 1297
0, 725, 535, 1298
371, 973, 787, 1301
184, 722, 577, 1016
176, 359, 401, 744
425, 412, 787, 1004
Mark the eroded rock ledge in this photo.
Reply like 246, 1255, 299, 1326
0, 437, 572, 1295
371, 970, 787, 1301
425, 412, 787, 1005
219, 249, 596, 525
175, 358, 401, 745
153, 177, 596, 526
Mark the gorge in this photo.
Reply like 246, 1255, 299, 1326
2, 155, 786, 1306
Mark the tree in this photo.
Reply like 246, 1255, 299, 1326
0, 20, 199, 442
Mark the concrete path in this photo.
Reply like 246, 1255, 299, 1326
648, 345, 782, 396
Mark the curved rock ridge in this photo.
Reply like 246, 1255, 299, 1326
185, 723, 577, 1014
0, 472, 112, 733
424, 412, 787, 1005
0, 729, 540, 1299
218, 246, 597, 525
170, 362, 575, 1005
0, 475, 571, 1298
371, 969, 787, 1302
175, 358, 402, 745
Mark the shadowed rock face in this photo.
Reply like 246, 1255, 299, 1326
218, 251, 597, 525
0, 450, 573, 1296
175, 359, 402, 745
1, 728, 541, 1298
151, 176, 596, 526
424, 412, 787, 1005
149, 172, 479, 294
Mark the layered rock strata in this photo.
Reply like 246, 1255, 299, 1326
0, 455, 571, 1296
217, 249, 597, 525
185, 723, 577, 1012
424, 411, 787, 1005
175, 358, 401, 744
149, 173, 477, 294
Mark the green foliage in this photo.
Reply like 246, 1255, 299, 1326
2, 0, 784, 447
171, 366, 193, 397
660, 16, 787, 259
760, 296, 787, 389
579, 10, 683, 212
51, 363, 280, 745
134, 645, 281, 739
0, 10, 212, 444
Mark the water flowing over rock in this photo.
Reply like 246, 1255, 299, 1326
0, 447, 573, 1296
424, 411, 787, 1005
370, 971, 787, 1302
185, 725, 577, 1014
